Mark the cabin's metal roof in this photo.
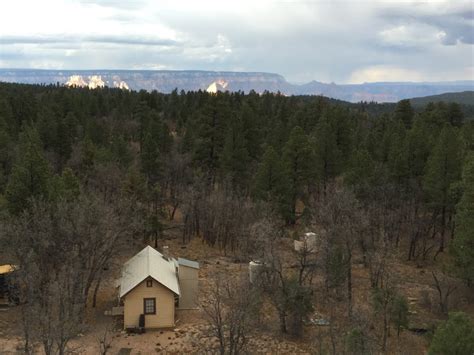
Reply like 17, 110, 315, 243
119, 246, 180, 298
178, 258, 199, 269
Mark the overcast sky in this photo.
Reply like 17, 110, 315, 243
0, 0, 472, 83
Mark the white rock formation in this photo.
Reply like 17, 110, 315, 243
65, 75, 88, 87
206, 79, 229, 93
88, 75, 105, 89
65, 74, 128, 90
114, 80, 130, 90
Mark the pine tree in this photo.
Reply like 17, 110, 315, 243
134, 101, 151, 151
148, 116, 173, 154
79, 136, 96, 177
421, 102, 445, 130
0, 113, 11, 190
220, 115, 251, 188
313, 116, 341, 191
110, 135, 132, 168
50, 167, 81, 202
282, 126, 315, 224
55, 112, 75, 169
5, 126, 52, 214
447, 102, 464, 127
423, 125, 463, 253
193, 103, 228, 183
387, 124, 409, 184
394, 99, 414, 129
345, 146, 376, 194
428, 312, 474, 355
0, 96, 14, 136
407, 117, 432, 180
141, 133, 161, 183
451, 154, 474, 285
36, 106, 58, 150
391, 295, 409, 337
60, 168, 81, 201
240, 104, 262, 160
253, 145, 287, 202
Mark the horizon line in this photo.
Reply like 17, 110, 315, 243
0, 67, 473, 86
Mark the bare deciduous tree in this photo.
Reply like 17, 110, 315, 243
203, 274, 261, 355
183, 185, 261, 255
2, 195, 137, 354
97, 325, 115, 355
432, 271, 457, 314
251, 216, 316, 337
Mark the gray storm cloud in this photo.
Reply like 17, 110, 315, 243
0, 0, 472, 83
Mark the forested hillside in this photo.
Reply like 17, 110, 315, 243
409, 91, 474, 120
410, 91, 474, 106
0, 82, 473, 353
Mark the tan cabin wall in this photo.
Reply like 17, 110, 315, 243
123, 279, 175, 329
178, 265, 198, 309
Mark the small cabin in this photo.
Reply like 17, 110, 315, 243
119, 246, 199, 330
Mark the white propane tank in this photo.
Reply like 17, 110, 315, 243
249, 261, 263, 284
304, 232, 318, 251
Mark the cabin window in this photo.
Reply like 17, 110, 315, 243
146, 279, 153, 287
144, 298, 156, 315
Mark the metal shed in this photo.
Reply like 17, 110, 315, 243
176, 258, 199, 309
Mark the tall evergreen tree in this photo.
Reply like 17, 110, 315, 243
148, 116, 173, 154
0, 113, 11, 190
313, 116, 340, 192
193, 103, 228, 183
134, 100, 151, 151
447, 102, 464, 127
253, 145, 288, 205
5, 126, 52, 214
0, 96, 14, 136
55, 112, 76, 169
451, 154, 474, 285
345, 146, 376, 194
220, 115, 251, 188
423, 125, 463, 252
282, 126, 315, 224
394, 99, 414, 129
407, 117, 432, 181
387, 124, 409, 185
429, 312, 474, 355
141, 133, 161, 183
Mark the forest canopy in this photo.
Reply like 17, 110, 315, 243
0, 82, 473, 353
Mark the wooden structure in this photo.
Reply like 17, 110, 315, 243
119, 246, 199, 330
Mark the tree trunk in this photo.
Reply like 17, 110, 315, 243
347, 248, 352, 318
382, 311, 388, 352
92, 275, 103, 308
170, 203, 179, 221
279, 312, 287, 333
438, 206, 446, 254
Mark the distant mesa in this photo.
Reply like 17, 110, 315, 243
65, 74, 129, 90
206, 79, 229, 93
1, 69, 472, 102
